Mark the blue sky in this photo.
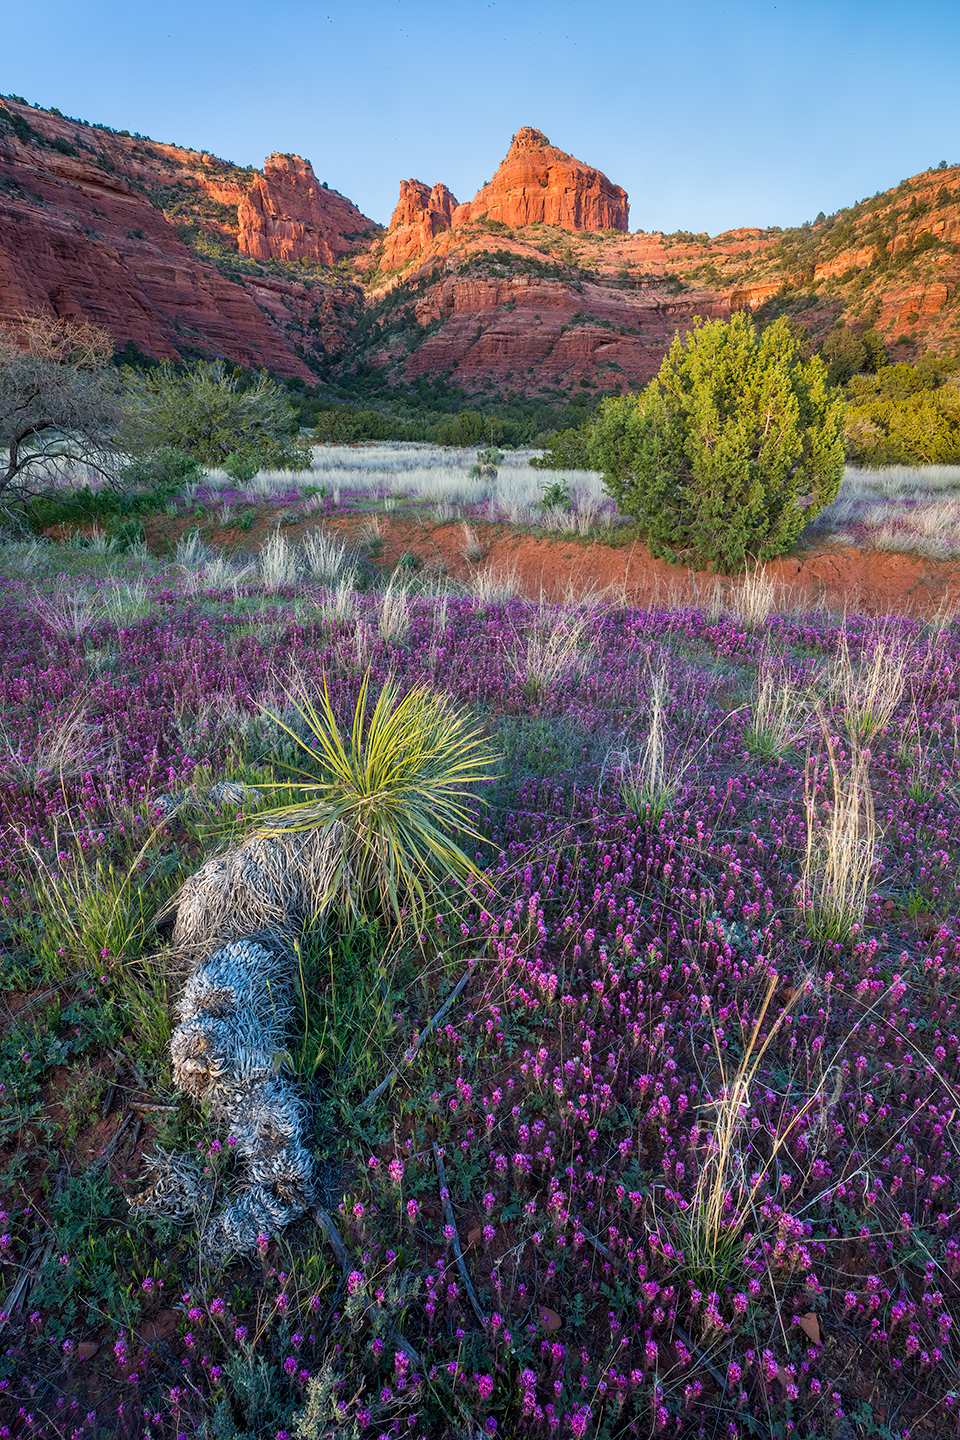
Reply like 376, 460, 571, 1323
4, 0, 959, 236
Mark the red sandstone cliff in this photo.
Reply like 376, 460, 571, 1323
238, 153, 378, 265
453, 127, 629, 234
0, 102, 363, 377
380, 180, 458, 271
0, 94, 956, 397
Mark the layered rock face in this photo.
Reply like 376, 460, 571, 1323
452, 127, 629, 233
2, 94, 957, 398
380, 180, 459, 271
238, 153, 377, 265
372, 270, 730, 393
0, 104, 363, 377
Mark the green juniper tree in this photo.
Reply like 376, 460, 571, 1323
592, 312, 846, 571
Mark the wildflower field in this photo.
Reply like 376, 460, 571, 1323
1, 490, 960, 1440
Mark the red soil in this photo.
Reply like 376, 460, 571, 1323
345, 518, 960, 619
52, 511, 960, 619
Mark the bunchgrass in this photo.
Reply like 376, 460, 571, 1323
744, 661, 809, 759
669, 971, 823, 1296
800, 723, 878, 944
13, 813, 186, 978
827, 625, 911, 740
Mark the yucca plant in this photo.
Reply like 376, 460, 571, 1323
255, 670, 498, 931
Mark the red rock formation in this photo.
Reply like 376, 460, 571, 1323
380, 180, 458, 270
3, 95, 957, 401
0, 105, 361, 378
368, 267, 729, 392
452, 128, 629, 233
238, 153, 377, 265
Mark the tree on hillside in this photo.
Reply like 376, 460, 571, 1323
0, 312, 125, 522
591, 313, 846, 571
122, 361, 310, 471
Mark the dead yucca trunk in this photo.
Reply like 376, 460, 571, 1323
169, 824, 341, 958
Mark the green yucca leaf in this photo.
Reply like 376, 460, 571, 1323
254, 670, 498, 931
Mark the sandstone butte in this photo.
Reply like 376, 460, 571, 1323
377, 128, 628, 275
0, 96, 958, 391
452, 127, 629, 234
0, 101, 374, 380
379, 180, 459, 271
238, 152, 378, 265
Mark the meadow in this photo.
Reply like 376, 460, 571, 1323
0, 452, 959, 1439
169, 445, 960, 558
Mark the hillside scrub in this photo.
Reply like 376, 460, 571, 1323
844, 356, 960, 465
122, 359, 311, 471
591, 314, 846, 571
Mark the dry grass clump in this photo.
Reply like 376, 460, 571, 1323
710, 564, 798, 628
471, 564, 521, 603
612, 671, 682, 820
30, 583, 102, 639
0, 696, 106, 791
826, 627, 910, 740
102, 578, 152, 625
800, 725, 878, 944
175, 528, 212, 571
506, 603, 590, 694
259, 529, 300, 590
461, 522, 485, 563
745, 660, 811, 758
302, 527, 355, 585
674, 971, 833, 1295
377, 575, 411, 644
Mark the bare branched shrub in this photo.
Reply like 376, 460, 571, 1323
0, 312, 124, 514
